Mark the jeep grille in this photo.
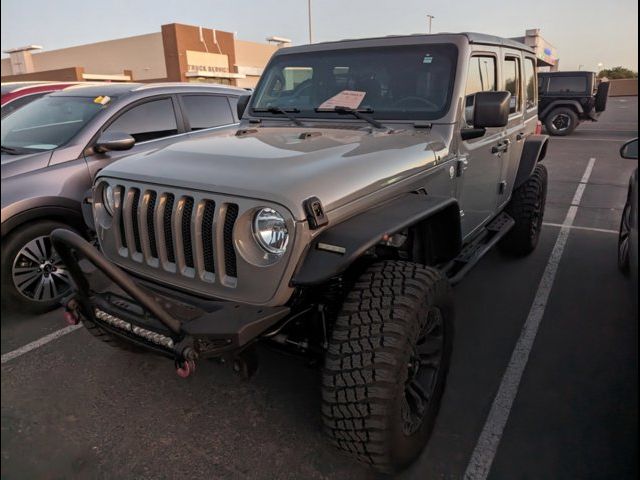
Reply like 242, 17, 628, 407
96, 179, 296, 304
115, 185, 238, 282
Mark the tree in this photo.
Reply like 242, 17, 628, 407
598, 67, 638, 79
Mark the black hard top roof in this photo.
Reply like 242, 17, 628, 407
538, 71, 596, 76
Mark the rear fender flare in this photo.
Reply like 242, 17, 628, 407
513, 135, 549, 190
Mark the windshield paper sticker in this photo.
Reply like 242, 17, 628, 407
318, 90, 366, 110
93, 95, 111, 105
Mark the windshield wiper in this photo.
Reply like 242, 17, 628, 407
315, 106, 387, 130
253, 106, 305, 126
1, 145, 25, 155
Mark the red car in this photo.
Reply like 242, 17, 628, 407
1, 82, 84, 118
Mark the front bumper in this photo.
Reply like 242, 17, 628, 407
51, 229, 290, 364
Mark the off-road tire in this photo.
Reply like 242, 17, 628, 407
1, 220, 78, 314
321, 260, 454, 473
500, 164, 548, 256
544, 107, 578, 136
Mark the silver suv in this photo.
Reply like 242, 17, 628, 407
1, 83, 247, 312
52, 33, 549, 473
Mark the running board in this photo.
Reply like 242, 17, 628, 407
440, 212, 515, 285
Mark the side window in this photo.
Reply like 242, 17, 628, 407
503, 57, 522, 114
181, 95, 235, 130
464, 56, 497, 125
547, 76, 587, 93
105, 98, 178, 143
524, 58, 537, 109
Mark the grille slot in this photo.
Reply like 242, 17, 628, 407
131, 188, 142, 253
163, 194, 175, 263
118, 187, 127, 249
147, 191, 158, 258
182, 197, 195, 269
202, 200, 216, 273
223, 204, 239, 278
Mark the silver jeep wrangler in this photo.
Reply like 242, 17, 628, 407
53, 33, 549, 473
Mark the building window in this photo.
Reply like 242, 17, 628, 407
504, 57, 522, 114
181, 95, 234, 130
105, 98, 178, 143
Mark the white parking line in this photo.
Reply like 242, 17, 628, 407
1, 324, 82, 365
464, 157, 596, 480
543, 222, 618, 235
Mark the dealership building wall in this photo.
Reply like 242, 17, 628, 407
1, 23, 281, 87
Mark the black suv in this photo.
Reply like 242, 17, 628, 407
538, 71, 609, 135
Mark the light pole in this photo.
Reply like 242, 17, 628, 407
426, 14, 435, 34
308, 0, 313, 43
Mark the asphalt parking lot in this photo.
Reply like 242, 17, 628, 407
1, 97, 637, 480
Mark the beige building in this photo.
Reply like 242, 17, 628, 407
511, 29, 560, 71
1, 23, 288, 88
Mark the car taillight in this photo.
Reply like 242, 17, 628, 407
535, 121, 543, 135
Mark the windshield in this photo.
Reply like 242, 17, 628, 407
251, 43, 457, 121
1, 95, 106, 153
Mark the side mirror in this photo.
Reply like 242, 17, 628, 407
473, 91, 511, 128
620, 138, 638, 159
237, 94, 251, 119
94, 131, 135, 153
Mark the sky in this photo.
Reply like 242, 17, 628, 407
1, 0, 638, 71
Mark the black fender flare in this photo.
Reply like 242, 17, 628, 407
539, 100, 583, 119
513, 134, 549, 190
292, 194, 461, 286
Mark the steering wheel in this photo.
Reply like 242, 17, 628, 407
392, 96, 439, 110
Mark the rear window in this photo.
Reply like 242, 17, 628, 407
547, 76, 587, 94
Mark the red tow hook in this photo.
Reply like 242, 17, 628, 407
176, 359, 196, 378
63, 299, 81, 325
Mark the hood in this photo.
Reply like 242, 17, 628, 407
100, 127, 447, 220
1, 150, 53, 180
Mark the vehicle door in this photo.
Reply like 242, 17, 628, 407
84, 95, 185, 179
176, 93, 240, 139
497, 51, 529, 208
457, 49, 505, 237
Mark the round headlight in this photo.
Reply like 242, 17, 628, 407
103, 185, 116, 216
252, 208, 289, 255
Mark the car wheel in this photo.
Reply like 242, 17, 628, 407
618, 197, 631, 274
545, 107, 578, 136
322, 260, 454, 473
1, 221, 77, 314
499, 164, 548, 256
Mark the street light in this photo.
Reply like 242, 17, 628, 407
426, 14, 435, 34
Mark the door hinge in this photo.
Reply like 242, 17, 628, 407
456, 156, 469, 177
498, 180, 507, 194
